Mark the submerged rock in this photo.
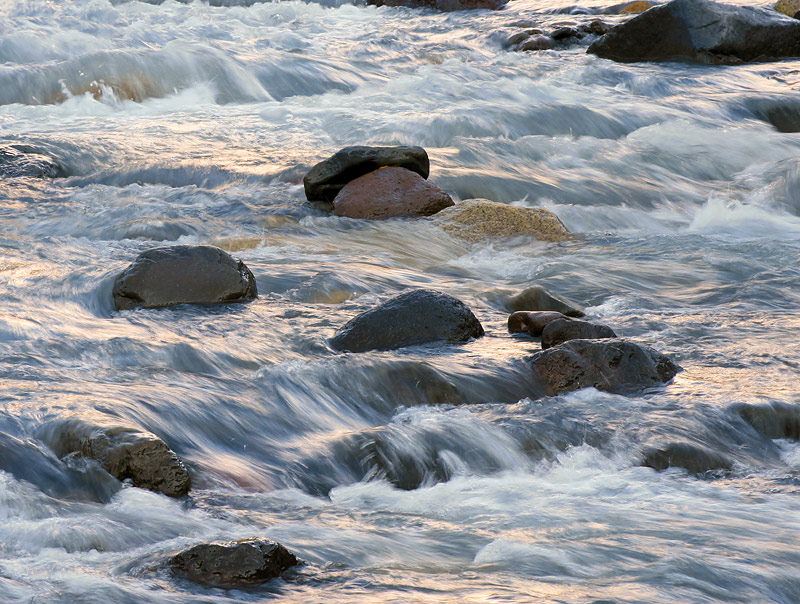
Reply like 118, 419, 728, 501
505, 285, 585, 317
303, 145, 430, 202
330, 289, 484, 352
39, 418, 191, 498
508, 311, 567, 336
731, 402, 800, 440
0, 145, 64, 178
541, 318, 617, 349
431, 199, 569, 243
171, 538, 299, 588
642, 442, 732, 474
367, 0, 507, 10
531, 339, 680, 395
333, 167, 454, 219
113, 245, 257, 310
588, 0, 800, 63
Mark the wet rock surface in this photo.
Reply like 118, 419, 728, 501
731, 402, 800, 440
333, 166, 454, 219
531, 339, 680, 395
642, 442, 732, 474
303, 145, 430, 202
505, 20, 610, 53
505, 285, 585, 317
508, 311, 567, 336
541, 318, 617, 349
588, 0, 800, 63
330, 289, 484, 352
775, 0, 800, 19
367, 0, 507, 10
0, 145, 64, 178
170, 538, 299, 588
113, 245, 257, 310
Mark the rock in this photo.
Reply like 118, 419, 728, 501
171, 538, 299, 588
367, 0, 507, 10
518, 35, 556, 51
530, 339, 680, 395
113, 245, 257, 310
333, 167, 454, 219
540, 317, 617, 349
39, 418, 191, 498
505, 285, 585, 317
775, 0, 800, 19
0, 145, 64, 178
731, 402, 800, 440
588, 0, 800, 63
551, 27, 583, 40
303, 146, 430, 202
603, 0, 654, 14
431, 199, 569, 243
508, 311, 567, 336
581, 20, 612, 35
764, 102, 800, 133
642, 442, 732, 474
330, 289, 484, 353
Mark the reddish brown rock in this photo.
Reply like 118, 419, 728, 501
333, 167, 454, 220
508, 311, 567, 336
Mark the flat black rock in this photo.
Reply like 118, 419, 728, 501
113, 245, 257, 310
541, 317, 617, 349
642, 442, 732, 474
531, 339, 680, 395
588, 0, 800, 63
303, 146, 430, 202
171, 538, 299, 588
330, 289, 484, 352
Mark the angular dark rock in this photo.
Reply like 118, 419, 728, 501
303, 146, 429, 202
505, 285, 585, 317
0, 145, 64, 178
367, 0, 507, 10
171, 538, 299, 588
540, 317, 617, 349
330, 289, 484, 353
113, 245, 257, 310
642, 442, 732, 474
531, 339, 680, 395
588, 0, 800, 63
508, 311, 567, 336
731, 402, 800, 440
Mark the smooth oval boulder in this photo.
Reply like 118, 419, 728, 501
588, 0, 800, 63
171, 538, 299, 588
113, 245, 257, 310
508, 311, 567, 336
38, 418, 191, 498
367, 0, 506, 10
505, 285, 585, 317
531, 339, 680, 395
642, 442, 732, 474
731, 402, 800, 440
333, 167, 454, 219
303, 145, 430, 202
330, 289, 484, 352
431, 199, 569, 243
541, 317, 617, 349
0, 145, 64, 178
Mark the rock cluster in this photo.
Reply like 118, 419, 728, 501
505, 20, 611, 53
366, 0, 507, 10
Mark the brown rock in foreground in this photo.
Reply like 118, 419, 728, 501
333, 167, 454, 219
508, 311, 567, 336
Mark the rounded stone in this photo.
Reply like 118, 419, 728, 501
505, 285, 585, 317
540, 317, 617, 349
642, 442, 732, 474
508, 311, 567, 336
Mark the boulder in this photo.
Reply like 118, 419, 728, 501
508, 311, 567, 336
171, 538, 299, 588
588, 0, 800, 63
531, 339, 680, 395
39, 418, 191, 498
602, 0, 654, 14
303, 146, 429, 202
367, 0, 507, 10
431, 199, 569, 243
731, 402, 800, 440
518, 35, 556, 52
330, 289, 484, 352
333, 167, 454, 219
541, 317, 617, 349
642, 442, 732, 474
0, 145, 64, 178
113, 245, 257, 310
505, 285, 585, 317
582, 20, 612, 35
775, 0, 800, 19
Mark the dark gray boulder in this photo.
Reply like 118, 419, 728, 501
303, 146, 430, 202
642, 442, 732, 474
731, 402, 800, 440
330, 289, 484, 353
0, 145, 64, 178
541, 318, 617, 349
531, 339, 680, 395
113, 245, 257, 310
588, 0, 800, 63
505, 285, 585, 317
171, 538, 299, 588
39, 418, 191, 498
508, 311, 567, 336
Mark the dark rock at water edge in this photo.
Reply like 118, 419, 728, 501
732, 402, 800, 440
508, 311, 567, 336
531, 339, 680, 395
39, 418, 191, 497
505, 285, 585, 317
171, 538, 299, 588
541, 318, 616, 349
642, 442, 732, 474
303, 146, 430, 202
0, 145, 65, 178
330, 289, 484, 353
113, 245, 257, 310
588, 0, 800, 63
368, 0, 506, 10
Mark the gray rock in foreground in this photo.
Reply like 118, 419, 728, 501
642, 442, 732, 474
588, 0, 800, 63
330, 289, 484, 352
303, 146, 430, 202
113, 245, 257, 310
171, 538, 299, 588
531, 339, 680, 395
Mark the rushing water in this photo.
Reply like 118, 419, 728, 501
1, 0, 800, 601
